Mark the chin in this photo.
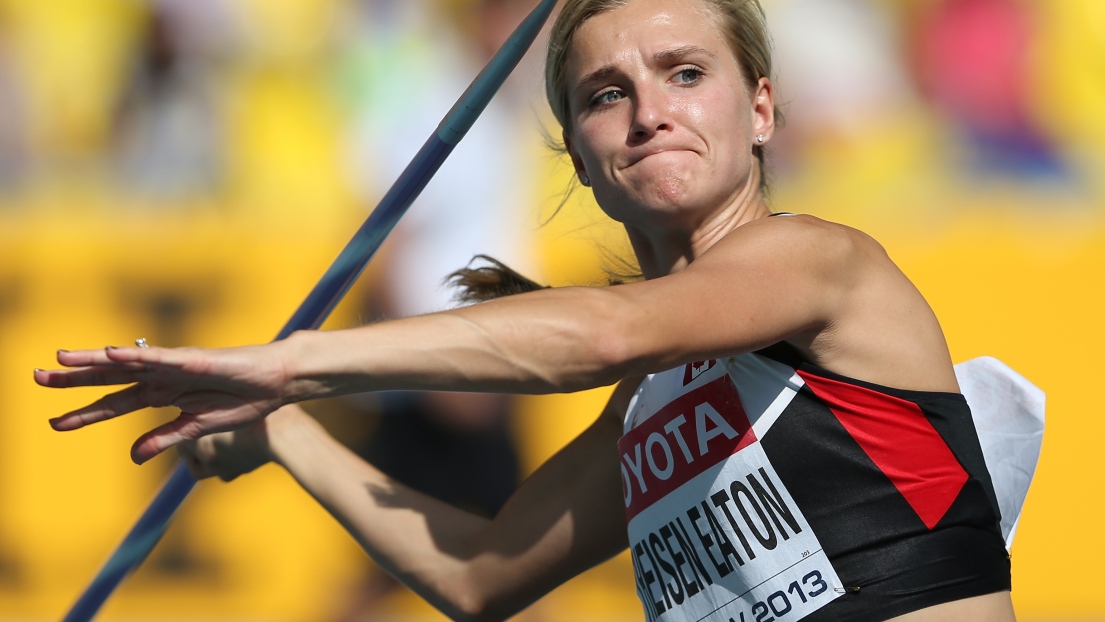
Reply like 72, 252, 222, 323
594, 172, 708, 222
642, 176, 705, 212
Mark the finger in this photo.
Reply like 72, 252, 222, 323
54, 345, 196, 373
100, 345, 197, 370
131, 402, 266, 465
34, 366, 149, 389
56, 347, 137, 367
132, 413, 206, 465
49, 384, 151, 431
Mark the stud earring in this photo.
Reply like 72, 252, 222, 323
756, 134, 765, 144
579, 174, 591, 187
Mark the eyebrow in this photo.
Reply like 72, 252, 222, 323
575, 65, 618, 94
574, 45, 718, 94
653, 45, 717, 65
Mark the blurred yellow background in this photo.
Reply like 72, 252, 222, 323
0, 0, 1102, 620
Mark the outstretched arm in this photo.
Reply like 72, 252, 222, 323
37, 218, 847, 462
187, 380, 637, 622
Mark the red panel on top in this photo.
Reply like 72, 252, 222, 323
618, 371, 756, 521
797, 371, 968, 530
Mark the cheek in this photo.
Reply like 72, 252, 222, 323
681, 86, 745, 135
701, 95, 754, 161
573, 120, 619, 172
678, 93, 710, 124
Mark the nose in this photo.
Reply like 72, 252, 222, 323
629, 84, 672, 143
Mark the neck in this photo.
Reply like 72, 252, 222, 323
626, 167, 772, 279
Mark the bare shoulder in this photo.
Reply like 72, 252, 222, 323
693, 213, 893, 295
702, 213, 884, 265
605, 211, 954, 391
699, 213, 958, 392
762, 213, 886, 258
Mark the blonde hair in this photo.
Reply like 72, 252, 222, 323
452, 0, 785, 301
544, 0, 784, 167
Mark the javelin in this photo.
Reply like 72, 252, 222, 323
62, 1, 557, 619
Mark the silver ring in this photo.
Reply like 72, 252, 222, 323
135, 338, 152, 370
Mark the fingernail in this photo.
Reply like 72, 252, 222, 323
33, 368, 42, 373
106, 345, 117, 350
57, 349, 68, 354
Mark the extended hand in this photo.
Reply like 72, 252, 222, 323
36, 342, 293, 464
178, 405, 309, 482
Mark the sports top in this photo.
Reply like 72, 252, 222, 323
618, 344, 1010, 622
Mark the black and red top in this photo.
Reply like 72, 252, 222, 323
618, 344, 1010, 622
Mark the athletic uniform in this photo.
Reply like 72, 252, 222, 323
618, 344, 1011, 622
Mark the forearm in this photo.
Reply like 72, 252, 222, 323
267, 411, 493, 618
283, 286, 637, 401
265, 386, 633, 621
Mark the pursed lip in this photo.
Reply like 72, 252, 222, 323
623, 147, 696, 168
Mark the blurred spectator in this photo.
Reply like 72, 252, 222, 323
764, 0, 914, 167
329, 0, 540, 618
335, 0, 538, 303
111, 0, 237, 200
0, 11, 28, 194
909, 0, 1069, 181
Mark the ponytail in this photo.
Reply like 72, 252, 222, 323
447, 255, 549, 304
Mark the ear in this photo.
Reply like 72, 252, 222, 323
563, 129, 588, 180
750, 77, 776, 143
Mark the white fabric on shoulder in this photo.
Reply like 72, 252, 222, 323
954, 356, 1045, 549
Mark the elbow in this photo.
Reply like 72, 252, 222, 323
556, 294, 643, 391
544, 320, 636, 393
448, 596, 490, 622
584, 289, 651, 383
497, 286, 646, 393
447, 590, 519, 622
442, 560, 537, 622
585, 329, 637, 386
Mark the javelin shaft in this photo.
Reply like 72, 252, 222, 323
63, 1, 556, 619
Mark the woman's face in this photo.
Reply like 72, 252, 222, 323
563, 0, 774, 230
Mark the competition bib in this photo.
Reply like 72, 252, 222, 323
620, 360, 842, 622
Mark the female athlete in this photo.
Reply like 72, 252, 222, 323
37, 0, 1015, 619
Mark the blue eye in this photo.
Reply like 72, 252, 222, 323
591, 89, 624, 106
674, 68, 703, 84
